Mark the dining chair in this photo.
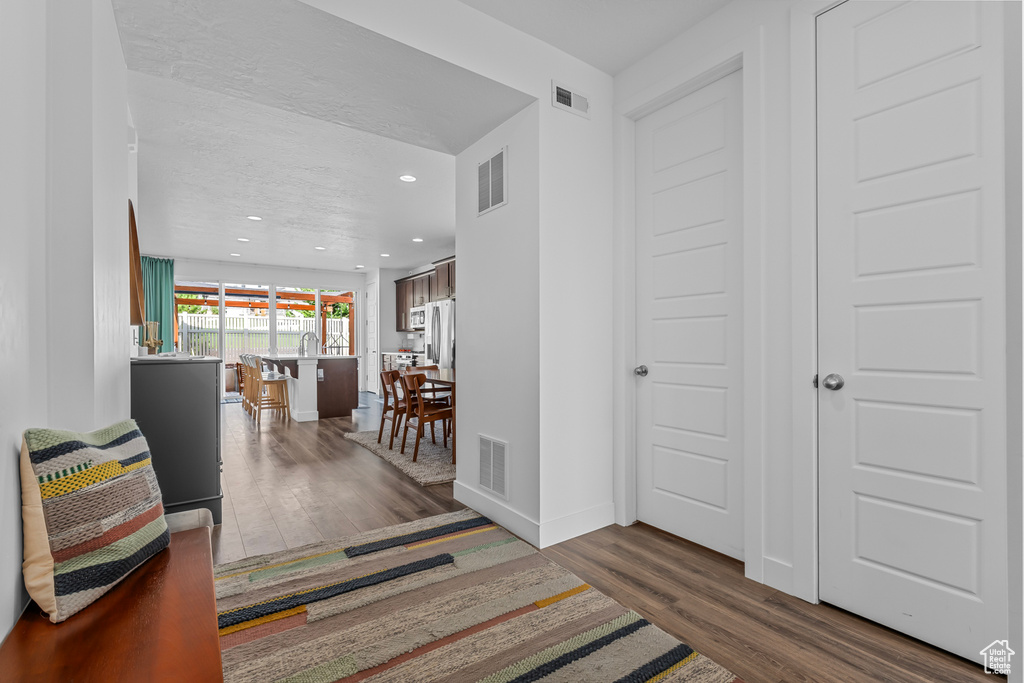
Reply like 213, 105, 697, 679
242, 355, 260, 418
240, 355, 255, 416
242, 354, 257, 417
234, 362, 245, 403
400, 372, 453, 462
377, 370, 406, 449
403, 365, 450, 401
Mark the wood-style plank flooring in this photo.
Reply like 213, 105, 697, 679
214, 395, 994, 683
212, 394, 462, 566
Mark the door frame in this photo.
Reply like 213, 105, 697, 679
363, 280, 377, 394
788, 0, 847, 605
614, 27, 767, 584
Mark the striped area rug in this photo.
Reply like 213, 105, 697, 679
215, 510, 741, 682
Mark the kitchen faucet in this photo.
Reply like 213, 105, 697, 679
299, 332, 320, 357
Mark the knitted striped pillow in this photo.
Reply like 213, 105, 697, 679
20, 419, 169, 623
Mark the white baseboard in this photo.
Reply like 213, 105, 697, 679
538, 502, 616, 548
454, 482, 615, 549
291, 410, 319, 422
453, 482, 540, 546
762, 556, 795, 596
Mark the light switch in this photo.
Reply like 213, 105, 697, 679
317, 368, 324, 381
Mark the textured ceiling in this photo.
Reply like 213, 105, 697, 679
129, 72, 459, 271
113, 0, 535, 155
457, 0, 733, 75
111, 0, 535, 272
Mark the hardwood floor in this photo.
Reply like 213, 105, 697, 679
215, 394, 995, 683
212, 393, 462, 566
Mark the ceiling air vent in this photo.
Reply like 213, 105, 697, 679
552, 80, 590, 119
479, 434, 508, 499
478, 147, 508, 216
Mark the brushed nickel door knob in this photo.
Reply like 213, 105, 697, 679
822, 373, 845, 390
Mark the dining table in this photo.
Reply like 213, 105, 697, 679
406, 368, 456, 463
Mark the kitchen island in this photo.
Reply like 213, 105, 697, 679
263, 354, 359, 421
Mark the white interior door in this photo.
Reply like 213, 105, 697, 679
817, 1, 1008, 663
635, 69, 744, 560
365, 282, 379, 394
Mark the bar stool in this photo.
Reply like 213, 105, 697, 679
251, 356, 291, 424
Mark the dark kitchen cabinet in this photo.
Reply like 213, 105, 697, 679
412, 275, 427, 307
396, 259, 455, 331
395, 280, 411, 331
434, 261, 454, 300
428, 270, 438, 302
435, 264, 449, 300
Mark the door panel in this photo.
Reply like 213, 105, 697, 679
817, 1, 1007, 663
635, 69, 744, 560
436, 264, 450, 300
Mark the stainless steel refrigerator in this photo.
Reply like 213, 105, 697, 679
424, 299, 455, 369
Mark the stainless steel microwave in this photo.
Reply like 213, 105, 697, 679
410, 306, 426, 330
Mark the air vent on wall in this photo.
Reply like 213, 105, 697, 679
479, 435, 508, 499
478, 147, 507, 216
551, 80, 590, 119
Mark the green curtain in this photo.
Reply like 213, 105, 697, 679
141, 256, 175, 353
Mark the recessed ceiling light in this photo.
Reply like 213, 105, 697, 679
412, 238, 423, 242
237, 237, 250, 242
230, 253, 241, 257
314, 246, 326, 251
399, 175, 416, 182
355, 265, 364, 269
247, 215, 262, 221
380, 253, 391, 258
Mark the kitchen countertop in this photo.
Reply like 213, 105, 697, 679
131, 355, 221, 364
381, 351, 426, 355
263, 354, 358, 361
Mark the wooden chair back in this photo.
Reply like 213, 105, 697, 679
404, 364, 439, 374
376, 370, 407, 448
380, 370, 402, 407
401, 372, 428, 415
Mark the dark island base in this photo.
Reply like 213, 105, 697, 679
265, 357, 359, 419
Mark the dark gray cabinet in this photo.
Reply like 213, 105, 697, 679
130, 358, 223, 524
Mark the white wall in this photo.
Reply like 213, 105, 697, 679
42, 0, 133, 432
173, 258, 366, 292
0, 0, 48, 640
302, 0, 616, 546
46, 0, 99, 431
92, 0, 132, 427
537, 71, 616, 546
455, 103, 542, 541
0, 0, 135, 639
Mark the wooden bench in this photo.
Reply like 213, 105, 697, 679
0, 515, 223, 682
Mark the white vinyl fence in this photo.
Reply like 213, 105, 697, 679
178, 314, 350, 364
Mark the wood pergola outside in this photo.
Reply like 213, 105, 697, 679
174, 285, 355, 355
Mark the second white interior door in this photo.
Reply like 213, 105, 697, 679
816, 0, 1008, 663
635, 69, 744, 560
